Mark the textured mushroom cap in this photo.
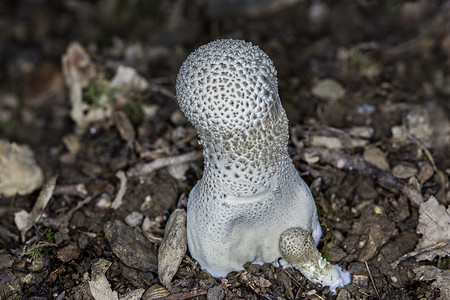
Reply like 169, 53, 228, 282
176, 39, 287, 144
177, 39, 289, 197
176, 39, 322, 279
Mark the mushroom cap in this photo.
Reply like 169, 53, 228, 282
176, 39, 288, 149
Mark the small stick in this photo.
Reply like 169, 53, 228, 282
53, 183, 87, 197
365, 261, 381, 300
390, 240, 450, 268
111, 170, 127, 209
159, 288, 208, 300
127, 151, 202, 177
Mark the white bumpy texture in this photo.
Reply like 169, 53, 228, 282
176, 39, 350, 291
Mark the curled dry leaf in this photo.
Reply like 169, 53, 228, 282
0, 140, 44, 197
88, 259, 145, 300
113, 111, 136, 146
158, 209, 187, 287
111, 170, 127, 209
88, 259, 118, 300
416, 196, 450, 261
14, 175, 57, 241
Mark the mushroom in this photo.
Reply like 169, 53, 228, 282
176, 39, 351, 292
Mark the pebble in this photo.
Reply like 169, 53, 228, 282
125, 211, 144, 227
311, 78, 345, 101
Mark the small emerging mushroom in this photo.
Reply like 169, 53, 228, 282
176, 39, 351, 293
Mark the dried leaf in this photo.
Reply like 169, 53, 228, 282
413, 266, 450, 300
111, 171, 127, 210
416, 196, 450, 261
110, 65, 149, 93
14, 176, 57, 241
113, 111, 135, 145
119, 288, 145, 300
89, 259, 118, 300
0, 140, 44, 196
158, 209, 187, 287
363, 146, 390, 171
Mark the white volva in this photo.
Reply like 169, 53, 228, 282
176, 39, 350, 293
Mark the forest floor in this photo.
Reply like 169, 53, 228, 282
0, 1, 449, 299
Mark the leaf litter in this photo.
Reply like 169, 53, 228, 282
0, 1, 449, 299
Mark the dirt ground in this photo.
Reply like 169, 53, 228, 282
0, 1, 449, 299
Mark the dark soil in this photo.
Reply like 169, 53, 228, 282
0, 1, 449, 299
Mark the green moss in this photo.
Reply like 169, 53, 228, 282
385, 0, 402, 16
438, 257, 450, 269
26, 241, 56, 263
184, 184, 193, 192
125, 97, 145, 127
0, 119, 17, 136
83, 74, 114, 106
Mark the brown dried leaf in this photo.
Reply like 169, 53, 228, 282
110, 65, 149, 93
113, 111, 135, 145
0, 140, 43, 196
416, 196, 450, 261
158, 209, 187, 287
14, 176, 57, 241
413, 266, 450, 300
363, 146, 390, 171
88, 259, 118, 300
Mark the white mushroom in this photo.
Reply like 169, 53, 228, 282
176, 39, 351, 292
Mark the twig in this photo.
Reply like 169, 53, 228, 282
111, 170, 127, 209
127, 151, 202, 177
365, 261, 381, 300
159, 288, 208, 299
41, 196, 93, 231
390, 240, 450, 268
53, 183, 87, 197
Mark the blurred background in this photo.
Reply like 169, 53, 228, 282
0, 0, 448, 147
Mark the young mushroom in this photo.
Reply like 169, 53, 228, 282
176, 39, 351, 293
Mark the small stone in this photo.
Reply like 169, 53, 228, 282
391, 126, 407, 140
405, 109, 432, 147
418, 162, 434, 184
363, 146, 389, 171
311, 78, 345, 101
57, 243, 80, 262
207, 285, 225, 300
104, 220, 157, 272
125, 211, 144, 227
392, 164, 418, 179
336, 288, 351, 300
327, 243, 347, 262
310, 136, 343, 148
352, 274, 368, 286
